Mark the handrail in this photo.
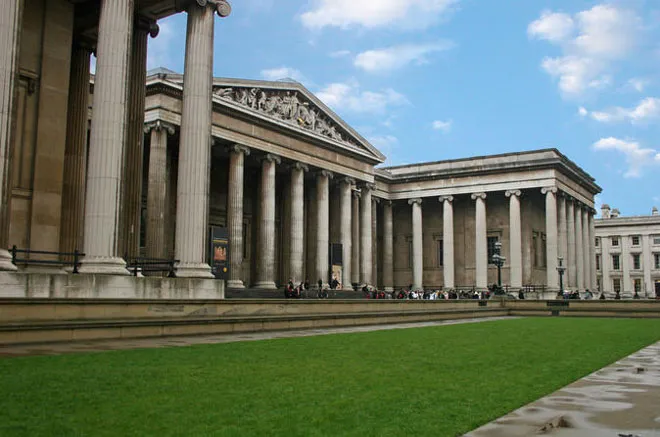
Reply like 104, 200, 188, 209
9, 245, 85, 274
125, 256, 179, 278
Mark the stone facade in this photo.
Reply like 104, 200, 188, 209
0, 0, 601, 298
595, 206, 660, 298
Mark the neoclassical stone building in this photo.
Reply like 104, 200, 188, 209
0, 0, 601, 298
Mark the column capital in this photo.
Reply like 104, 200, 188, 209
360, 182, 377, 192
144, 119, 176, 135
340, 176, 356, 186
439, 195, 454, 203
318, 169, 334, 179
291, 161, 309, 172
183, 0, 232, 17
352, 190, 361, 199
541, 186, 558, 195
263, 153, 281, 164
135, 15, 160, 38
373, 197, 381, 204
505, 189, 521, 198
228, 143, 250, 156
471, 192, 487, 200
408, 198, 422, 206
382, 199, 393, 206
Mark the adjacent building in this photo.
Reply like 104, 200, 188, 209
595, 206, 660, 298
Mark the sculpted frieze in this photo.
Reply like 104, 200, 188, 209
213, 86, 356, 146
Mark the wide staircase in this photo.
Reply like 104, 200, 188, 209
0, 298, 658, 346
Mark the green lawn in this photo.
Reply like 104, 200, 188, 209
1, 318, 659, 437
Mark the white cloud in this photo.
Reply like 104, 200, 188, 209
260, 67, 307, 83
300, 0, 458, 30
584, 97, 660, 123
432, 119, 452, 132
368, 135, 399, 165
527, 11, 575, 42
578, 106, 588, 116
529, 4, 644, 97
592, 137, 660, 177
354, 41, 454, 73
147, 18, 181, 70
329, 50, 351, 58
316, 80, 408, 114
627, 78, 649, 92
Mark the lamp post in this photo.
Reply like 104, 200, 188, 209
492, 241, 506, 294
557, 256, 566, 298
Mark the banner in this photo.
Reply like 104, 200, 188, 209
210, 226, 229, 280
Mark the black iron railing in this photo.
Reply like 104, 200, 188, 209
9, 245, 84, 273
125, 257, 179, 277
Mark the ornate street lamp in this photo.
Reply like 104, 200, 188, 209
557, 256, 566, 298
492, 241, 506, 294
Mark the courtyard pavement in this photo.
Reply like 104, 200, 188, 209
1, 316, 658, 436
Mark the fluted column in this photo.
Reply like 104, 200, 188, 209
254, 154, 280, 288
371, 197, 379, 288
505, 190, 522, 289
440, 196, 454, 290
472, 192, 488, 290
558, 193, 568, 275
174, 2, 219, 278
145, 120, 175, 261
339, 177, 354, 290
0, 0, 22, 270
226, 144, 250, 288
360, 183, 374, 285
567, 199, 576, 287
119, 18, 155, 259
315, 170, 332, 287
289, 162, 308, 285
543, 187, 559, 290
382, 200, 393, 292
59, 42, 92, 260
589, 211, 597, 291
409, 198, 423, 290
582, 207, 590, 290
575, 203, 584, 290
79, 0, 135, 274
351, 190, 360, 286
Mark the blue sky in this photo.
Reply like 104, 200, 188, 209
143, 0, 660, 216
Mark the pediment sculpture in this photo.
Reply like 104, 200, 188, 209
214, 87, 356, 146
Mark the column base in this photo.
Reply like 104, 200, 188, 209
0, 249, 17, 271
175, 263, 214, 279
252, 281, 277, 290
384, 286, 394, 292
226, 279, 245, 289
79, 257, 130, 275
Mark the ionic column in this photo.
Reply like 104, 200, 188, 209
588, 210, 597, 291
174, 2, 223, 278
119, 18, 157, 259
289, 162, 308, 285
371, 197, 379, 288
582, 207, 590, 290
382, 200, 394, 292
254, 154, 280, 288
339, 177, 354, 290
351, 190, 360, 286
439, 196, 454, 290
505, 190, 522, 289
59, 42, 92, 260
472, 193, 488, 290
80, 0, 135, 274
360, 183, 374, 285
542, 187, 559, 290
575, 203, 584, 290
145, 120, 175, 261
566, 199, 576, 287
226, 144, 250, 288
409, 198, 423, 290
558, 193, 568, 274
316, 170, 332, 287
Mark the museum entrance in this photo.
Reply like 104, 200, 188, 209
655, 280, 660, 298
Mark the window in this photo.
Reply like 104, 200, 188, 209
631, 236, 640, 246
595, 237, 600, 247
596, 254, 601, 271
612, 254, 620, 270
654, 236, 660, 245
655, 254, 660, 269
487, 236, 500, 264
611, 237, 619, 246
613, 278, 621, 293
437, 239, 443, 267
632, 254, 641, 270
633, 279, 642, 294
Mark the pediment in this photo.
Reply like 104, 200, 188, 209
210, 81, 385, 163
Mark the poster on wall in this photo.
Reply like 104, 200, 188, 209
210, 226, 229, 280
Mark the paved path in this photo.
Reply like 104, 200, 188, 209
466, 341, 660, 437
0, 316, 513, 358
